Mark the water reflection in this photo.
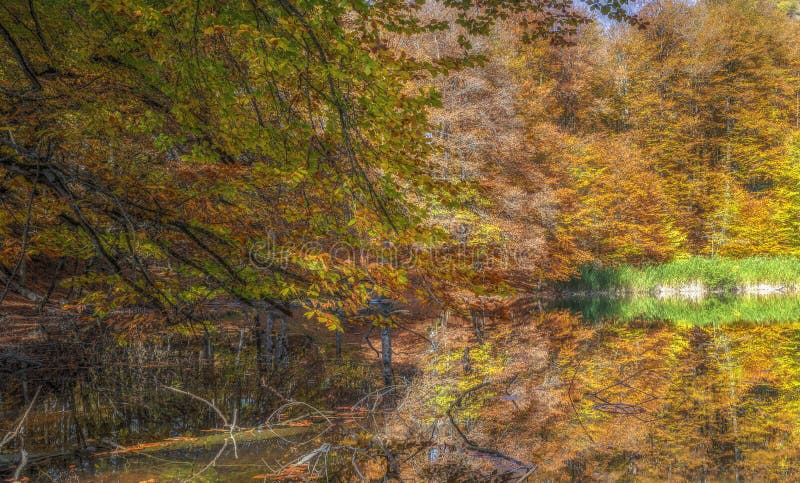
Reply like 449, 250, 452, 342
0, 323, 379, 481
5, 297, 800, 481
556, 293, 800, 324
524, 297, 800, 480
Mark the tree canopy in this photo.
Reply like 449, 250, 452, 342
2, 0, 799, 325
0, 0, 634, 324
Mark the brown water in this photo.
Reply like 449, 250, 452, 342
388, 296, 800, 480
0, 321, 382, 481
4, 296, 800, 481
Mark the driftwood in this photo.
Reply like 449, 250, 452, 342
0, 386, 40, 451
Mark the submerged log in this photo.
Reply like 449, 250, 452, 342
0, 424, 314, 473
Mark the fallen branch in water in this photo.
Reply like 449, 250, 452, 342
181, 437, 228, 483
0, 386, 41, 451
373, 435, 400, 479
159, 384, 230, 428
445, 381, 533, 471
515, 465, 538, 482
159, 383, 241, 481
12, 448, 28, 482
93, 436, 199, 456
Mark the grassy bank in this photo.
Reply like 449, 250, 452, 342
557, 294, 800, 325
564, 256, 800, 294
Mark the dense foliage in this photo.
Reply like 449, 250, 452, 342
520, 0, 800, 263
2, 0, 799, 324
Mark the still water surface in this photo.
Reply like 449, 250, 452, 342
531, 294, 800, 480
2, 295, 800, 480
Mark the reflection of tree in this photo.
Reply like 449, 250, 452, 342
418, 311, 800, 479
534, 315, 800, 480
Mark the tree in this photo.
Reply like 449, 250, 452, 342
511, 0, 800, 266
0, 0, 636, 324
618, 0, 800, 256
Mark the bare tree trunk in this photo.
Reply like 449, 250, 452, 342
18, 259, 26, 287
274, 317, 288, 369
335, 330, 342, 358
254, 311, 263, 364
471, 310, 484, 344
381, 327, 393, 387
202, 329, 214, 364
263, 311, 274, 370
0, 264, 41, 303
234, 328, 245, 367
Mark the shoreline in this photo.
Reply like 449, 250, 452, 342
562, 282, 800, 299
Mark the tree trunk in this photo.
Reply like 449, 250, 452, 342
335, 330, 342, 358
274, 317, 288, 369
471, 310, 484, 344
381, 327, 393, 387
254, 311, 263, 363
201, 329, 213, 366
264, 312, 274, 369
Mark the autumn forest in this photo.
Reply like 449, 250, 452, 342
3, 0, 800, 481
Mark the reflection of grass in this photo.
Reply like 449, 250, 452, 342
565, 256, 800, 293
558, 295, 800, 325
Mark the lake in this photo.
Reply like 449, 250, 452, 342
3, 295, 800, 480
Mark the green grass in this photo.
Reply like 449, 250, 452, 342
564, 256, 800, 293
557, 294, 800, 325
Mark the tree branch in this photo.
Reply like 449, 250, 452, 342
445, 382, 532, 470
0, 18, 41, 90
